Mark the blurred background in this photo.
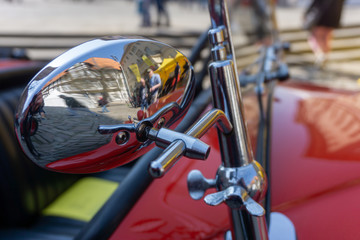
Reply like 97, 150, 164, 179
1, 0, 360, 89
1, 1, 359, 238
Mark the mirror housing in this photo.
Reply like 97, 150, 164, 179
15, 37, 195, 173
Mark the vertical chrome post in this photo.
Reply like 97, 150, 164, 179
207, 0, 269, 239
208, 61, 252, 167
208, 0, 253, 168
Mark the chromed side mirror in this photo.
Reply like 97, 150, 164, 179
15, 37, 195, 173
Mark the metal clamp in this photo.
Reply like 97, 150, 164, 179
188, 161, 267, 217
148, 109, 232, 178
204, 186, 265, 217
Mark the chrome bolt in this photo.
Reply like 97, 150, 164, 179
157, 118, 166, 129
116, 131, 129, 145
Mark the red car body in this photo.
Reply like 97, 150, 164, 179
2, 25, 360, 240
272, 82, 360, 239
102, 80, 360, 239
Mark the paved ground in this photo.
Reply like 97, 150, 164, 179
1, 0, 360, 90
1, 0, 360, 34
0, 0, 209, 35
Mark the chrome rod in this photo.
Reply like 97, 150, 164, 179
207, 0, 269, 239
207, 0, 253, 168
208, 0, 237, 64
149, 109, 232, 178
149, 140, 186, 178
209, 60, 253, 167
185, 108, 232, 138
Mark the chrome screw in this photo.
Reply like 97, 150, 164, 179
116, 131, 129, 145
157, 118, 166, 129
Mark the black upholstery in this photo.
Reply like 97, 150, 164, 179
0, 42, 211, 238
0, 59, 44, 91
0, 217, 85, 240
0, 87, 80, 228
0, 57, 134, 239
0, 86, 131, 239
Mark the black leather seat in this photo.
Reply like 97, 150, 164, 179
0, 87, 83, 237
0, 41, 212, 238
0, 62, 131, 239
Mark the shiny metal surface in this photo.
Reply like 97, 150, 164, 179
149, 139, 186, 178
209, 61, 253, 167
209, 27, 227, 61
216, 163, 267, 205
208, 26, 226, 46
15, 37, 194, 172
192, 160, 267, 218
206, 1, 269, 239
111, 122, 230, 239
187, 170, 216, 200
268, 212, 296, 240
204, 186, 265, 216
208, 0, 237, 63
148, 128, 210, 160
185, 108, 232, 137
149, 109, 230, 178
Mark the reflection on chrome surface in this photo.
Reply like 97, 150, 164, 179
15, 37, 194, 172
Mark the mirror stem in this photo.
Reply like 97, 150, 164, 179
148, 109, 232, 178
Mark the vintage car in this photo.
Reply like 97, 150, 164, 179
0, 0, 358, 239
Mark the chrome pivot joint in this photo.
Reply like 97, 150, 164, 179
188, 162, 267, 217
148, 109, 232, 178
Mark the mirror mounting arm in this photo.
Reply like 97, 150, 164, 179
98, 124, 136, 134
98, 102, 183, 142
148, 109, 232, 178
147, 127, 210, 160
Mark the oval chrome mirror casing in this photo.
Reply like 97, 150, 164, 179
15, 37, 195, 174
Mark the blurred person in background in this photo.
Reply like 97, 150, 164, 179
155, 0, 170, 27
228, 0, 272, 45
138, 0, 151, 27
304, 0, 345, 67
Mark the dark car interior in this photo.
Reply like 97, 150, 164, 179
0, 30, 212, 239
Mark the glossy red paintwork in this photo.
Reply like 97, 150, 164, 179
110, 80, 360, 239
271, 81, 360, 239
110, 94, 262, 239
110, 125, 231, 239
46, 132, 146, 173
